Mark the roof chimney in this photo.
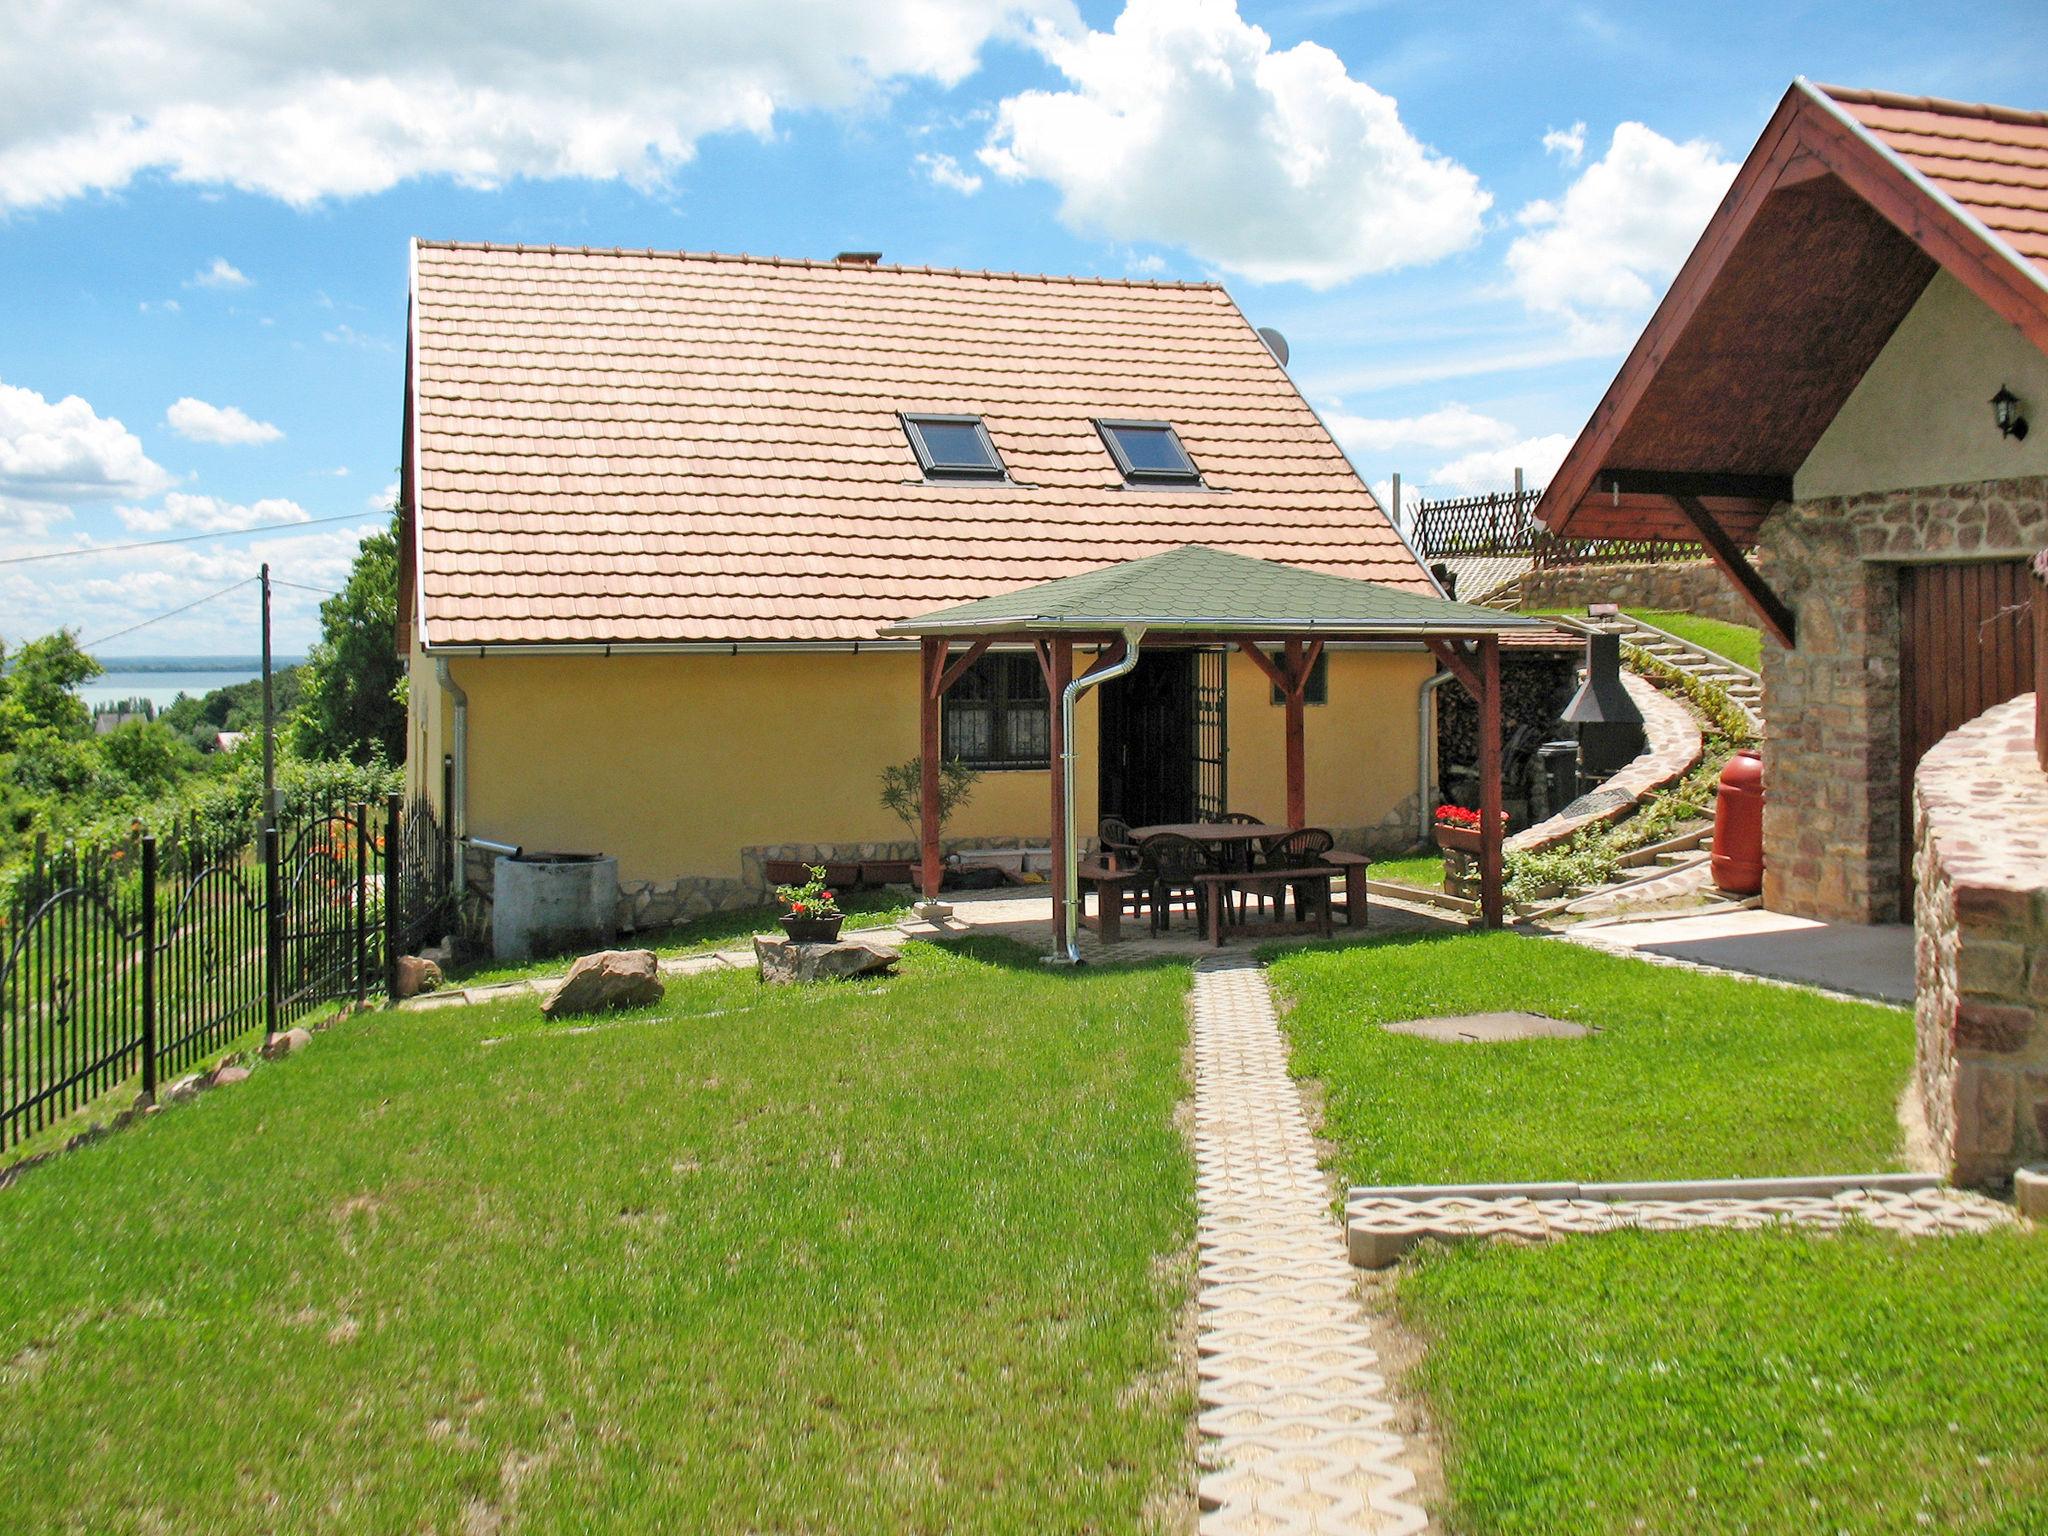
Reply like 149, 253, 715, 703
835, 251, 882, 266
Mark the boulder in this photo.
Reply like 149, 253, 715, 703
395, 954, 445, 998
262, 1027, 312, 1060
542, 950, 664, 1018
163, 1073, 205, 1104
208, 1064, 252, 1088
754, 935, 901, 985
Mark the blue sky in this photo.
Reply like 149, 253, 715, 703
3, 0, 2044, 654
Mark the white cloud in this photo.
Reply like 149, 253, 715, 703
139, 297, 182, 314
189, 256, 251, 289
1324, 402, 1517, 457
369, 481, 398, 512
979, 0, 1489, 287
0, 380, 173, 530
165, 396, 283, 446
322, 324, 391, 351
0, 2, 1062, 211
1, 519, 381, 653
1507, 121, 1736, 342
1426, 433, 1573, 495
115, 491, 311, 534
1541, 121, 1585, 165
915, 151, 983, 194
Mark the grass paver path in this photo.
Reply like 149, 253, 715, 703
1190, 954, 1430, 1535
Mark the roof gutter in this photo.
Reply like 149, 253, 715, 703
1799, 78, 2048, 306
1052, 626, 1145, 967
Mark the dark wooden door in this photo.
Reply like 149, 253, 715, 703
1098, 652, 1197, 827
1898, 559, 2036, 886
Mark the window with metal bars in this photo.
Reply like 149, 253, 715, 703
942, 652, 1049, 769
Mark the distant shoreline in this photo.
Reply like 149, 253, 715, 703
86, 654, 308, 673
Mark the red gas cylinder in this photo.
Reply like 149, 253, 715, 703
1711, 749, 1765, 894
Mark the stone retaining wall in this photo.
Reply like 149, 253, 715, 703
1761, 476, 2048, 922
1515, 558, 1762, 626
1911, 693, 2048, 1188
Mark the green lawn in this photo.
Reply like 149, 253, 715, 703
0, 939, 1195, 1534
1268, 930, 1912, 1186
1402, 1227, 2048, 1534
442, 887, 917, 989
1366, 851, 1445, 890
1273, 931, 2046, 1534
1627, 607, 1764, 672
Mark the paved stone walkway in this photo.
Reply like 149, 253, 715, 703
1190, 955, 1429, 1536
1347, 1184, 2016, 1268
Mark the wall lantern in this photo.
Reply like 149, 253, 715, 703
1991, 385, 2029, 441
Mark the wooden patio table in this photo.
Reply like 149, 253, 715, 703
1130, 822, 1290, 846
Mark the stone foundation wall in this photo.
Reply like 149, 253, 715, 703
1911, 693, 2048, 1188
1761, 476, 2048, 922
1515, 559, 1762, 625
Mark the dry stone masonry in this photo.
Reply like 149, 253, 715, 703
1912, 692, 2048, 1186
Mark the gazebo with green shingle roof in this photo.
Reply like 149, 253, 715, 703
884, 545, 1543, 955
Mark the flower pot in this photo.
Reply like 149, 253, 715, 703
1432, 824, 1484, 855
780, 912, 844, 944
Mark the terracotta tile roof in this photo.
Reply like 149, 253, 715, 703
407, 242, 1426, 647
1823, 85, 2048, 279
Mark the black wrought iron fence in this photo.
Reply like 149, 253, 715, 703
0, 793, 452, 1152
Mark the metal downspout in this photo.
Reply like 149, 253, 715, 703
434, 656, 468, 848
1056, 627, 1146, 965
1417, 669, 1455, 841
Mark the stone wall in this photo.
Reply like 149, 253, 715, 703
1760, 476, 2048, 922
1911, 693, 2048, 1188
1515, 559, 1762, 626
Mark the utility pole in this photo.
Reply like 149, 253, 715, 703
260, 562, 276, 828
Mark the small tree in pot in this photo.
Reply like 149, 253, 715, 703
775, 865, 844, 943
878, 757, 982, 875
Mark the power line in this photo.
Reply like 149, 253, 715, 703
81, 577, 257, 650
0, 510, 375, 568
270, 578, 338, 598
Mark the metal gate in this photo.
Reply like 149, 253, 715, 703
1194, 648, 1227, 820
1898, 558, 2036, 886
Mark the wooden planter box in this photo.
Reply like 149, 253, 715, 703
1432, 823, 1484, 856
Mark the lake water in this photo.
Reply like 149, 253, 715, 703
83, 670, 263, 709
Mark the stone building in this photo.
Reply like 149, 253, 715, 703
1534, 79, 2048, 1185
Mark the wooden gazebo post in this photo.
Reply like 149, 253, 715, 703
1426, 633, 1507, 929
918, 638, 943, 901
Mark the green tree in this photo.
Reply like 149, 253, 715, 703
0, 629, 101, 749
290, 518, 404, 765
102, 718, 201, 800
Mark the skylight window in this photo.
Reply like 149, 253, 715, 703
903, 414, 1006, 480
1096, 420, 1201, 485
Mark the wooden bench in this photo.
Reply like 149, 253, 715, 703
1193, 866, 1337, 946
1078, 859, 1145, 945
1320, 851, 1371, 928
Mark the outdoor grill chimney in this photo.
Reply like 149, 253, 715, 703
1563, 631, 1646, 791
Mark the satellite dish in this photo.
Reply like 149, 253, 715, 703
1257, 326, 1290, 366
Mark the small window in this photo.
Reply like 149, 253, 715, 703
942, 653, 1048, 770
1097, 419, 1201, 485
1267, 649, 1329, 706
903, 413, 1006, 480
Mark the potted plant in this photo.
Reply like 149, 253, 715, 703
1431, 803, 1505, 855
876, 756, 982, 884
775, 865, 845, 943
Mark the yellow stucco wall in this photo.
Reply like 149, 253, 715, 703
404, 644, 1432, 886
1795, 270, 2048, 502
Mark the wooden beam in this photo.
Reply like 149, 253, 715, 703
1424, 637, 1482, 698
1478, 635, 1504, 930
1598, 468, 1794, 503
1299, 639, 1326, 690
919, 639, 943, 900
1046, 638, 1074, 951
1283, 638, 1308, 830
1235, 638, 1289, 693
932, 637, 992, 698
1673, 493, 1798, 648
1032, 638, 1056, 694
